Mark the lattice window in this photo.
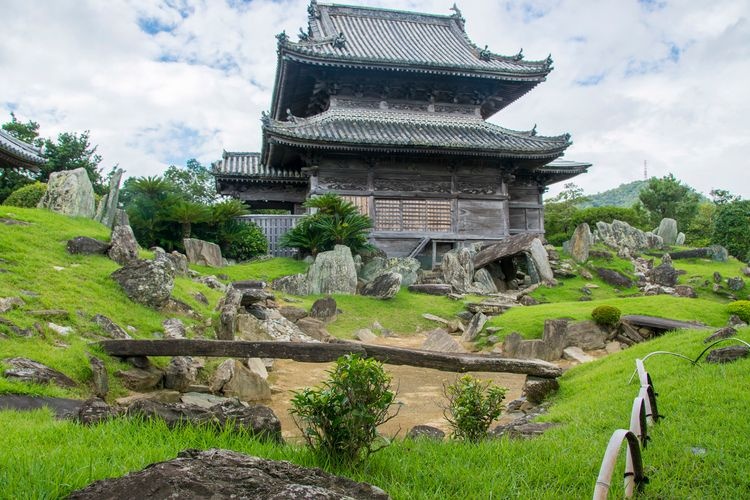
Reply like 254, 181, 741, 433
341, 195, 370, 217
374, 198, 451, 232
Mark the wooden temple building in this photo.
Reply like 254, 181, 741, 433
0, 129, 44, 171
213, 2, 590, 262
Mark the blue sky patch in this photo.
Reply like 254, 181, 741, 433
638, 0, 667, 12
575, 73, 605, 86
137, 17, 176, 35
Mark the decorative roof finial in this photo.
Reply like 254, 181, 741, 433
275, 30, 288, 45
450, 3, 465, 28
298, 27, 309, 42
545, 53, 554, 66
514, 48, 524, 61
285, 108, 298, 123
530, 124, 537, 136
479, 45, 492, 61
260, 111, 270, 127
308, 0, 319, 18
332, 31, 346, 49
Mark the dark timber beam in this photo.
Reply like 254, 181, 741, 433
97, 339, 563, 379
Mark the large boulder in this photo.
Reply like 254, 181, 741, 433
360, 272, 401, 299
650, 262, 679, 287
310, 297, 338, 320
2, 357, 77, 387
596, 267, 633, 288
359, 256, 421, 286
111, 258, 175, 308
473, 268, 498, 294
567, 223, 592, 263
271, 273, 307, 296
216, 286, 243, 341
655, 218, 679, 246
37, 167, 95, 218
68, 448, 388, 499
183, 238, 224, 267
441, 248, 474, 293
594, 219, 663, 254
66, 236, 110, 255
92, 314, 132, 339
108, 224, 140, 265
163, 356, 199, 392
94, 168, 123, 228
209, 359, 271, 401
528, 238, 554, 283
306, 245, 358, 295
422, 329, 465, 353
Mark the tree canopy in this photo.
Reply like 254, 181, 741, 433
638, 174, 701, 227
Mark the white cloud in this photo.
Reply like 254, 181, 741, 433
2, 0, 749, 198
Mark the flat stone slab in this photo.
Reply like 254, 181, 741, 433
0, 395, 83, 419
621, 315, 707, 332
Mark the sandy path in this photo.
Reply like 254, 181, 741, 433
263, 334, 527, 441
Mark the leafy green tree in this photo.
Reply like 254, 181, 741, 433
280, 194, 372, 256
444, 375, 507, 442
709, 188, 740, 206
167, 199, 211, 239
685, 202, 716, 247
638, 174, 701, 227
543, 183, 588, 245
40, 131, 105, 194
122, 176, 178, 249
712, 199, 750, 261
2, 112, 40, 144
163, 159, 217, 204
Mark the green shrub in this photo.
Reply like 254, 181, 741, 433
444, 375, 507, 442
289, 354, 398, 462
545, 233, 569, 246
3, 182, 47, 207
726, 300, 750, 324
280, 194, 372, 256
221, 221, 268, 261
591, 305, 621, 326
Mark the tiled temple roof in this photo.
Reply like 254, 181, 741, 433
282, 2, 552, 79
211, 151, 305, 182
534, 159, 592, 184
0, 129, 45, 171
264, 108, 571, 158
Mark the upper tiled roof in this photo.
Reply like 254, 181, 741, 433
211, 151, 305, 181
0, 129, 45, 171
282, 2, 552, 78
264, 107, 570, 159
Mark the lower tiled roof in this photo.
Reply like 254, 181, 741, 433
211, 151, 305, 182
264, 108, 570, 158
0, 129, 45, 170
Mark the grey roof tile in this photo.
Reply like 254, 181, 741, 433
284, 2, 552, 78
0, 129, 45, 170
264, 107, 571, 158
211, 151, 305, 181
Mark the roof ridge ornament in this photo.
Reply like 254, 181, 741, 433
479, 45, 492, 61
450, 3, 465, 29
514, 48, 524, 61
308, 0, 319, 19
332, 31, 346, 49
530, 124, 537, 136
545, 53, 554, 67
298, 27, 310, 42
275, 30, 288, 46
260, 111, 270, 127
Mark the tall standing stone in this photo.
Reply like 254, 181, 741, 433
568, 223, 591, 263
305, 245, 358, 295
108, 224, 140, 265
95, 168, 123, 228
441, 248, 474, 293
656, 218, 679, 246
37, 168, 96, 218
184, 238, 225, 267
529, 239, 554, 283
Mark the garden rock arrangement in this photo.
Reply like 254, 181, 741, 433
273, 245, 358, 296
183, 238, 224, 267
593, 219, 663, 258
68, 449, 389, 499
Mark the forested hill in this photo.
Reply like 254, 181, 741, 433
577, 180, 647, 208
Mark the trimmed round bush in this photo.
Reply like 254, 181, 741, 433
591, 305, 621, 327
3, 182, 47, 207
726, 300, 750, 324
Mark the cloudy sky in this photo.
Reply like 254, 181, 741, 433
2, 0, 749, 197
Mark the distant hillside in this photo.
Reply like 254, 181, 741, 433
578, 180, 647, 208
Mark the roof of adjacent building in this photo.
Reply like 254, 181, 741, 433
263, 107, 571, 159
0, 129, 45, 171
282, 2, 553, 79
211, 151, 306, 182
534, 159, 592, 184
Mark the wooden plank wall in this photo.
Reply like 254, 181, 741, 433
237, 215, 304, 257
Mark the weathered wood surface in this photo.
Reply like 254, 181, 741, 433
621, 315, 707, 332
97, 339, 563, 378
473, 233, 538, 269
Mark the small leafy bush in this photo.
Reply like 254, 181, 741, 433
592, 305, 621, 327
289, 354, 398, 462
3, 182, 47, 207
444, 375, 507, 442
726, 300, 750, 324
221, 220, 268, 261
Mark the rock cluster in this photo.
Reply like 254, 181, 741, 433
37, 168, 96, 218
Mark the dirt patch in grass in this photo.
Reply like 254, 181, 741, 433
265, 334, 526, 441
